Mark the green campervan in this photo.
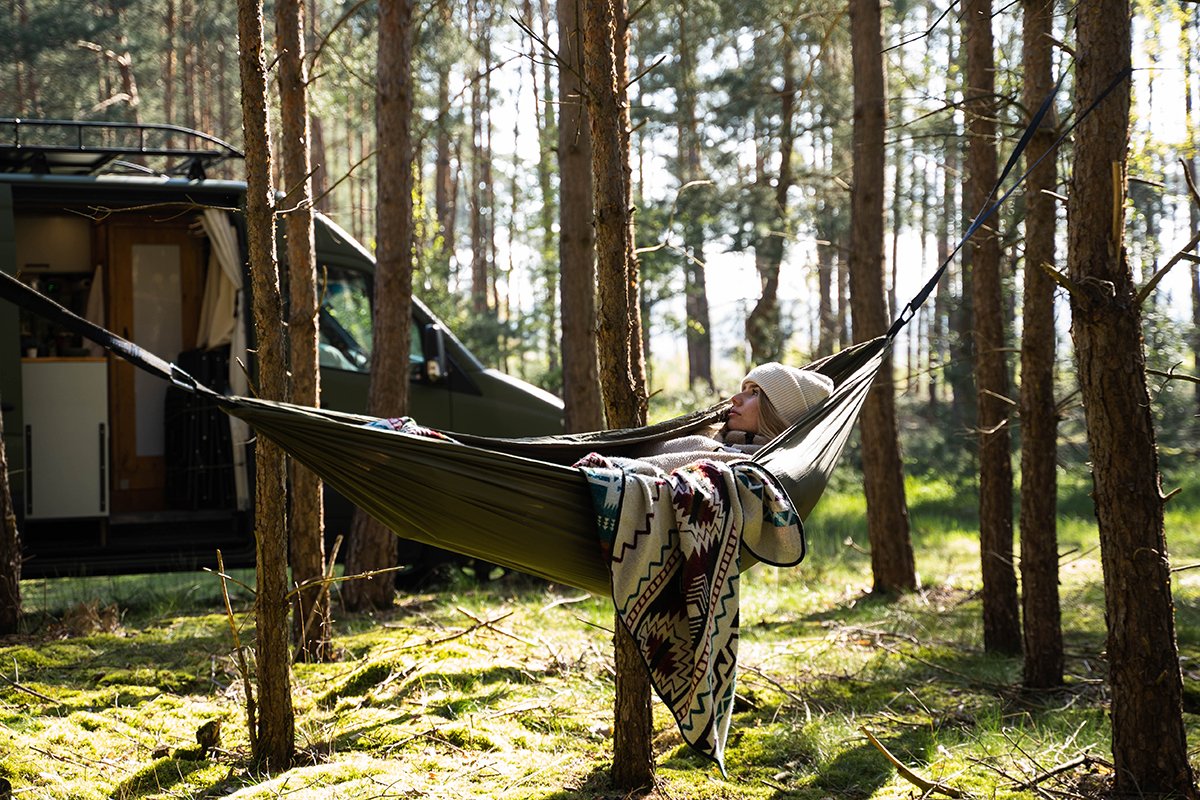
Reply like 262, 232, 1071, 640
0, 119, 564, 577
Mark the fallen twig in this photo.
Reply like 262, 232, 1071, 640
861, 726, 964, 798
456, 606, 538, 647
0, 671, 61, 705
1021, 753, 1111, 788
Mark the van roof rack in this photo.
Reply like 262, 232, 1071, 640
0, 119, 244, 180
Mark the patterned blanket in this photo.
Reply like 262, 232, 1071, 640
575, 454, 804, 774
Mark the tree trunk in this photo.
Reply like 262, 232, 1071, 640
677, 6, 712, 390
848, 0, 915, 595
964, 0, 1020, 655
470, 1, 488, 315
748, 27, 796, 365
537, 0, 560, 377
1188, 9, 1200, 418
1068, 4, 1196, 795
343, 0, 415, 613
1018, 0, 1062, 688
276, 0, 329, 663
310, 114, 331, 213
164, 0, 176, 131
584, 0, 652, 787
0, 391, 20, 635
236, 0, 294, 769
435, 18, 455, 281
559, 0, 604, 433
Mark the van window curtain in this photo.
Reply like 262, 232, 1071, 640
198, 209, 251, 510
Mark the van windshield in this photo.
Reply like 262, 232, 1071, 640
318, 265, 424, 373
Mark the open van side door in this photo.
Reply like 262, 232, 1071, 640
106, 216, 206, 512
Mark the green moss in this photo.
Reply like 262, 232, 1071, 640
111, 756, 210, 799
438, 724, 497, 751
95, 668, 195, 693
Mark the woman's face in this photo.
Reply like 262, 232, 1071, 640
727, 382, 761, 434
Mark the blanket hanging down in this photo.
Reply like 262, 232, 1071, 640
578, 453, 804, 774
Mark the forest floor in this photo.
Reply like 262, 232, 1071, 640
4, 469, 1200, 800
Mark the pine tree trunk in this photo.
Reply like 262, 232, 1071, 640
277, 0, 329, 662
748, 28, 795, 365
584, 0, 652, 787
1018, 0, 1062, 688
0, 392, 20, 635
677, 8, 712, 389
848, 0, 915, 595
537, 0, 560, 377
965, 0, 1020, 655
558, 0, 603, 432
343, 0, 415, 614
310, 114, 331, 213
236, 0, 294, 768
1068, 4, 1196, 794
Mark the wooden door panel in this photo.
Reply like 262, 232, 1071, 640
107, 219, 205, 513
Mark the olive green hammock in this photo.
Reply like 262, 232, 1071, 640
210, 337, 888, 596
0, 258, 887, 597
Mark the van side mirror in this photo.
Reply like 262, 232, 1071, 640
422, 323, 449, 383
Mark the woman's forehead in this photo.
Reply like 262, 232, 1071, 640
741, 380, 761, 392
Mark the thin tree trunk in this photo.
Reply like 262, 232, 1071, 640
343, 0, 415, 613
236, 0, 294, 768
310, 114, 331, 213
677, 5, 711, 389
1018, 0, 1062, 688
747, 27, 795, 365
965, 0, 1020, 655
848, 0, 915, 595
1187, 9, 1200, 417
537, 0, 560, 377
0, 391, 20, 634
1068, 4, 1196, 794
585, 0, 652, 787
165, 0, 176, 131
559, 0, 603, 433
276, 0, 328, 662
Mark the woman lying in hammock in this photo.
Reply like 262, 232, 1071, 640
630, 362, 833, 471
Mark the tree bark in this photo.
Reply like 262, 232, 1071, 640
848, 0, 915, 595
1068, 4, 1196, 795
964, 0, 1020, 655
276, 0, 329, 663
559, 0, 604, 433
747, 26, 796, 365
677, 4, 712, 390
584, 0, 652, 787
310, 114, 331, 213
1018, 0, 1062, 688
343, 0, 415, 613
0, 391, 20, 635
236, 0, 294, 768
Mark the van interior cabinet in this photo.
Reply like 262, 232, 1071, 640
22, 359, 109, 519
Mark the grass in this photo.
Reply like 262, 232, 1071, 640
2, 469, 1200, 799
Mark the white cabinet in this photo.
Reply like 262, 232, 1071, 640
22, 359, 109, 519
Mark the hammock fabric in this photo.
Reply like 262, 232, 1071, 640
205, 336, 887, 597
0, 250, 887, 595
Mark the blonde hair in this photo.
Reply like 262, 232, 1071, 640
754, 384, 791, 439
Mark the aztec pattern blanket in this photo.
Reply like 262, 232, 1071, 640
575, 454, 804, 774
363, 416, 456, 440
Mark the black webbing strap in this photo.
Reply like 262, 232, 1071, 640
0, 265, 220, 399
885, 63, 1134, 340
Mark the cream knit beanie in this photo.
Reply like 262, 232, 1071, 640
741, 363, 834, 424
